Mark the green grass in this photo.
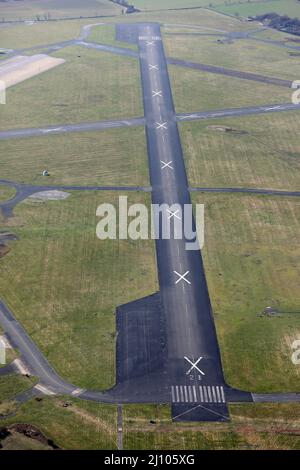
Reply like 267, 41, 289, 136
164, 33, 300, 80
0, 0, 121, 22
0, 185, 16, 203
214, 0, 300, 20
0, 191, 158, 390
0, 396, 118, 449
169, 66, 292, 116
1, 398, 299, 449
122, 403, 300, 449
0, 127, 149, 187
192, 192, 300, 392
88, 24, 138, 50
180, 111, 300, 190
0, 375, 36, 402
0, 46, 143, 131
0, 19, 93, 49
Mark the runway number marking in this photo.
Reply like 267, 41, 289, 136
174, 270, 191, 285
160, 160, 173, 170
184, 356, 205, 376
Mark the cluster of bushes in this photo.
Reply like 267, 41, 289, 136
253, 12, 300, 36
110, 0, 139, 13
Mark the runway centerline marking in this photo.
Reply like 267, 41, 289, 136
174, 270, 191, 285
160, 160, 173, 170
184, 356, 205, 376
156, 121, 168, 130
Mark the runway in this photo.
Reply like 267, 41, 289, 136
138, 23, 229, 421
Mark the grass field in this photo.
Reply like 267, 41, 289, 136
214, 0, 300, 20
0, 375, 36, 402
0, 46, 143, 131
0, 185, 16, 203
192, 192, 300, 392
0, 397, 118, 449
0, 127, 149, 187
88, 24, 138, 50
0, 397, 299, 449
0, 191, 158, 390
164, 33, 300, 80
169, 66, 292, 116
180, 111, 300, 191
123, 403, 300, 449
0, 0, 121, 22
0, 20, 89, 49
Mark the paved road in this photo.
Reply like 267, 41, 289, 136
0, 117, 145, 140
75, 40, 138, 58
178, 103, 300, 122
167, 57, 292, 88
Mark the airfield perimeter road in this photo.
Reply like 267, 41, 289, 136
138, 23, 230, 421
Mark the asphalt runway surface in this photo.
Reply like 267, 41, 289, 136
137, 22, 230, 421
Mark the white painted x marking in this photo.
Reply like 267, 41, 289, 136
146, 41, 154, 46
156, 121, 167, 130
184, 356, 205, 376
149, 64, 159, 70
160, 160, 173, 170
152, 90, 162, 97
174, 270, 191, 285
167, 209, 181, 220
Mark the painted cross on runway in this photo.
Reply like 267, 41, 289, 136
156, 121, 168, 130
184, 356, 205, 376
146, 41, 154, 46
160, 160, 173, 170
149, 64, 159, 70
152, 90, 162, 97
174, 270, 191, 285
167, 209, 181, 220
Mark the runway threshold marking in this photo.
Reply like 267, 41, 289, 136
174, 270, 191, 285
184, 356, 204, 375
171, 385, 226, 403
